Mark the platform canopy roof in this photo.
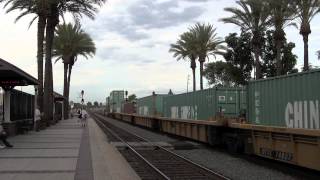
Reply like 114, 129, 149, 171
0, 58, 38, 87
54, 92, 64, 101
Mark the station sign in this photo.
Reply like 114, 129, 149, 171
0, 79, 28, 86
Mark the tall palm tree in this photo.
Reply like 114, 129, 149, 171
221, 0, 271, 79
53, 23, 96, 119
267, 0, 296, 75
1, 0, 105, 124
169, 31, 198, 91
294, 0, 320, 71
43, 0, 105, 124
191, 23, 225, 90
1, 0, 48, 112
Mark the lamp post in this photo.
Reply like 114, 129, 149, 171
81, 90, 84, 113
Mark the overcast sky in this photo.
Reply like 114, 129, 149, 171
0, 0, 320, 103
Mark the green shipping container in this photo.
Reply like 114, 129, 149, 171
137, 94, 167, 116
163, 87, 246, 120
110, 90, 125, 113
248, 70, 320, 129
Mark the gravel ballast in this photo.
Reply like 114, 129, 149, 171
175, 149, 296, 180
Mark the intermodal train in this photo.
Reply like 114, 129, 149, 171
105, 70, 320, 171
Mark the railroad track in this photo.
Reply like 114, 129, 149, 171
90, 112, 230, 180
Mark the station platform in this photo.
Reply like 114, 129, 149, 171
0, 117, 140, 180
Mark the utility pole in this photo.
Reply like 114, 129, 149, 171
125, 90, 128, 102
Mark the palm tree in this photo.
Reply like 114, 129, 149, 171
1, 0, 105, 124
267, 0, 296, 75
53, 23, 96, 119
1, 0, 48, 112
294, 0, 320, 71
43, 0, 105, 124
221, 0, 271, 79
191, 23, 225, 90
169, 31, 198, 91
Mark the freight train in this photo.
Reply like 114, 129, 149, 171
105, 70, 320, 171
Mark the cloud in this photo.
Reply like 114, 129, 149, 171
96, 47, 156, 66
84, 0, 205, 42
181, 0, 209, 2
128, 0, 205, 29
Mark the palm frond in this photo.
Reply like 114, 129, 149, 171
2, 0, 107, 29
53, 23, 96, 65
27, 15, 38, 29
169, 31, 198, 62
189, 22, 225, 62
221, 0, 271, 37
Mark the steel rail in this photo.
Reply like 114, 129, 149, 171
92, 113, 170, 180
93, 112, 230, 180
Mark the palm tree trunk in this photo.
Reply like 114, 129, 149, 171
190, 58, 196, 91
67, 64, 72, 97
200, 60, 204, 90
303, 34, 309, 71
43, 24, 54, 126
192, 68, 196, 91
274, 26, 285, 76
66, 64, 73, 119
37, 16, 46, 112
43, 5, 59, 126
63, 63, 68, 119
276, 39, 282, 76
254, 46, 262, 79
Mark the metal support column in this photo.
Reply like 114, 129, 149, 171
34, 85, 38, 123
61, 102, 64, 120
4, 90, 11, 123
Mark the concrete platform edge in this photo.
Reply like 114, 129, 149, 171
88, 117, 140, 180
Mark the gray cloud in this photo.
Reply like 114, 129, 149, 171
84, 0, 205, 42
96, 47, 155, 66
141, 42, 155, 48
96, 47, 118, 60
128, 0, 205, 29
84, 15, 150, 41
182, 0, 208, 2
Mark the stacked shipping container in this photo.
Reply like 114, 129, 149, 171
109, 90, 125, 113
163, 87, 246, 120
248, 69, 320, 129
105, 97, 110, 113
111, 69, 320, 129
122, 101, 136, 114
137, 94, 167, 116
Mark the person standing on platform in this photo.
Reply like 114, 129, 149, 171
0, 123, 13, 148
34, 106, 41, 131
81, 110, 87, 127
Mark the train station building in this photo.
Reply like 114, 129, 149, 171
0, 58, 66, 136
0, 58, 38, 135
